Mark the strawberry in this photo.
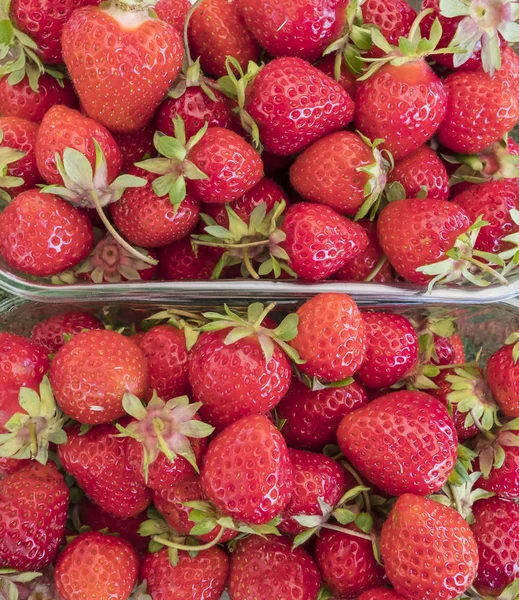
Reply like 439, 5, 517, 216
289, 293, 366, 383
477, 424, 519, 499
290, 131, 391, 218
50, 329, 148, 425
30, 311, 104, 355
188, 0, 259, 78
140, 546, 229, 600
485, 44, 519, 96
437, 72, 519, 155
314, 53, 358, 97
486, 334, 519, 417
155, 0, 190, 32
280, 203, 369, 280
362, 0, 416, 56
58, 424, 152, 518
62, 0, 184, 133
432, 332, 466, 366
201, 414, 293, 525
358, 590, 406, 600
380, 494, 479, 600
54, 531, 139, 600
236, 0, 348, 62
0, 457, 27, 478
0, 75, 77, 123
0, 116, 40, 196
471, 497, 519, 596
0, 189, 94, 277
315, 528, 385, 598
276, 379, 369, 451
158, 238, 221, 280
0, 462, 68, 570
111, 123, 156, 172
337, 390, 458, 495
355, 313, 419, 389
228, 535, 321, 600
0, 332, 49, 395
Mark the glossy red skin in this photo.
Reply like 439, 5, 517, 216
55, 531, 138, 600
354, 62, 447, 160
358, 590, 407, 600
0, 332, 49, 396
280, 449, 349, 535
189, 330, 292, 430
377, 198, 472, 285
281, 203, 369, 280
478, 434, 519, 499
158, 237, 221, 280
315, 53, 358, 98
432, 333, 466, 366
0, 75, 77, 123
155, 87, 233, 140
486, 45, 519, 97
50, 329, 148, 425
111, 123, 156, 171
62, 5, 184, 133
141, 547, 229, 600
0, 116, 40, 194
201, 414, 293, 524
381, 494, 479, 600
111, 169, 200, 248
438, 72, 519, 155
246, 57, 355, 156
0, 462, 68, 570
276, 379, 369, 450
337, 390, 458, 496
0, 190, 94, 277
315, 528, 386, 598
362, 0, 416, 58
58, 424, 152, 518
487, 343, 519, 417
0, 457, 28, 478
388, 145, 449, 200
31, 311, 103, 354
36, 105, 122, 186
154, 0, 190, 32
290, 293, 366, 382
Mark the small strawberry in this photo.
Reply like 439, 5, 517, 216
0, 116, 40, 196
158, 238, 221, 280
50, 329, 148, 425
0, 332, 49, 395
337, 390, 458, 496
380, 494, 479, 600
362, 0, 416, 55
358, 590, 407, 600
486, 333, 519, 417
54, 531, 139, 600
111, 123, 156, 172
414, 314, 466, 366
155, 0, 189, 32
31, 311, 104, 355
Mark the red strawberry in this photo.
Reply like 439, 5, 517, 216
433, 332, 466, 366
289, 293, 366, 383
201, 414, 293, 524
486, 45, 519, 96
0, 457, 29, 478
155, 0, 190, 32
337, 390, 458, 496
0, 116, 40, 195
188, 0, 259, 78
0, 332, 49, 396
362, 0, 416, 56
387, 145, 450, 200
0, 462, 68, 570
486, 336, 519, 417
50, 329, 148, 425
140, 546, 229, 600
31, 311, 104, 355
58, 424, 152, 518
315, 528, 386, 598
111, 123, 156, 171
276, 379, 369, 451
315, 53, 358, 98
0, 75, 77, 123
55, 531, 138, 600
0, 189, 94, 277
358, 590, 407, 600
437, 72, 519, 155
280, 203, 369, 280
62, 2, 184, 133
380, 494, 479, 600
477, 426, 519, 499
158, 238, 221, 280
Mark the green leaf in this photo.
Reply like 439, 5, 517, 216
0, 19, 13, 46
337, 485, 370, 505
183, 160, 208, 181
292, 526, 318, 549
62, 147, 94, 188
355, 512, 373, 533
135, 157, 172, 175
333, 508, 356, 525
168, 176, 186, 206
157, 135, 186, 161
272, 313, 299, 342
189, 520, 218, 536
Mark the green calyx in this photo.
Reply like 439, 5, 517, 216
144, 308, 207, 351
432, 472, 494, 522
498, 209, 519, 278
504, 331, 519, 364
168, 58, 218, 103
0, 376, 67, 465
130, 581, 152, 600
476, 418, 519, 478
0, 129, 25, 205
417, 315, 458, 363
0, 569, 42, 600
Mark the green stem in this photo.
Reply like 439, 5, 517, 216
436, 362, 474, 371
322, 524, 372, 541
28, 420, 38, 457
449, 482, 463, 516
341, 462, 371, 513
243, 247, 260, 280
363, 256, 388, 283
193, 239, 270, 250
251, 303, 276, 330
182, 0, 204, 67
466, 256, 509, 286
470, 409, 495, 440
153, 526, 225, 551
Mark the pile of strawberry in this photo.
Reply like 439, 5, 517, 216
1, 292, 519, 600
1, 0, 519, 289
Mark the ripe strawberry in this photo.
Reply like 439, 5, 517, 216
0, 332, 49, 395
58, 424, 152, 518
228, 535, 321, 600
0, 462, 68, 570
433, 332, 466, 365
0, 116, 40, 194
337, 390, 458, 495
486, 336, 519, 417
0, 189, 94, 277
280, 203, 369, 280
486, 45, 519, 96
477, 425, 519, 499
387, 145, 450, 200
315, 529, 386, 598
276, 379, 369, 451
158, 238, 222, 280
362, 0, 416, 56
155, 0, 190, 32
201, 414, 293, 524
437, 72, 519, 155
358, 590, 407, 600
31, 311, 104, 355
50, 329, 148, 425
111, 123, 156, 172
54, 531, 138, 600
380, 494, 479, 600
188, 0, 259, 78
289, 293, 366, 382
140, 546, 229, 600
314, 53, 358, 97
0, 457, 28, 478
62, 1, 184, 133
0, 75, 77, 123
355, 313, 419, 389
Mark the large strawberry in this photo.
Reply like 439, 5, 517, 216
31, 311, 104, 355
380, 494, 479, 600
62, 0, 184, 133
337, 390, 458, 495
486, 334, 519, 417
0, 116, 40, 196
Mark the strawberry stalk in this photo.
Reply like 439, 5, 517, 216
321, 523, 372, 541
153, 527, 226, 552
363, 256, 389, 282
